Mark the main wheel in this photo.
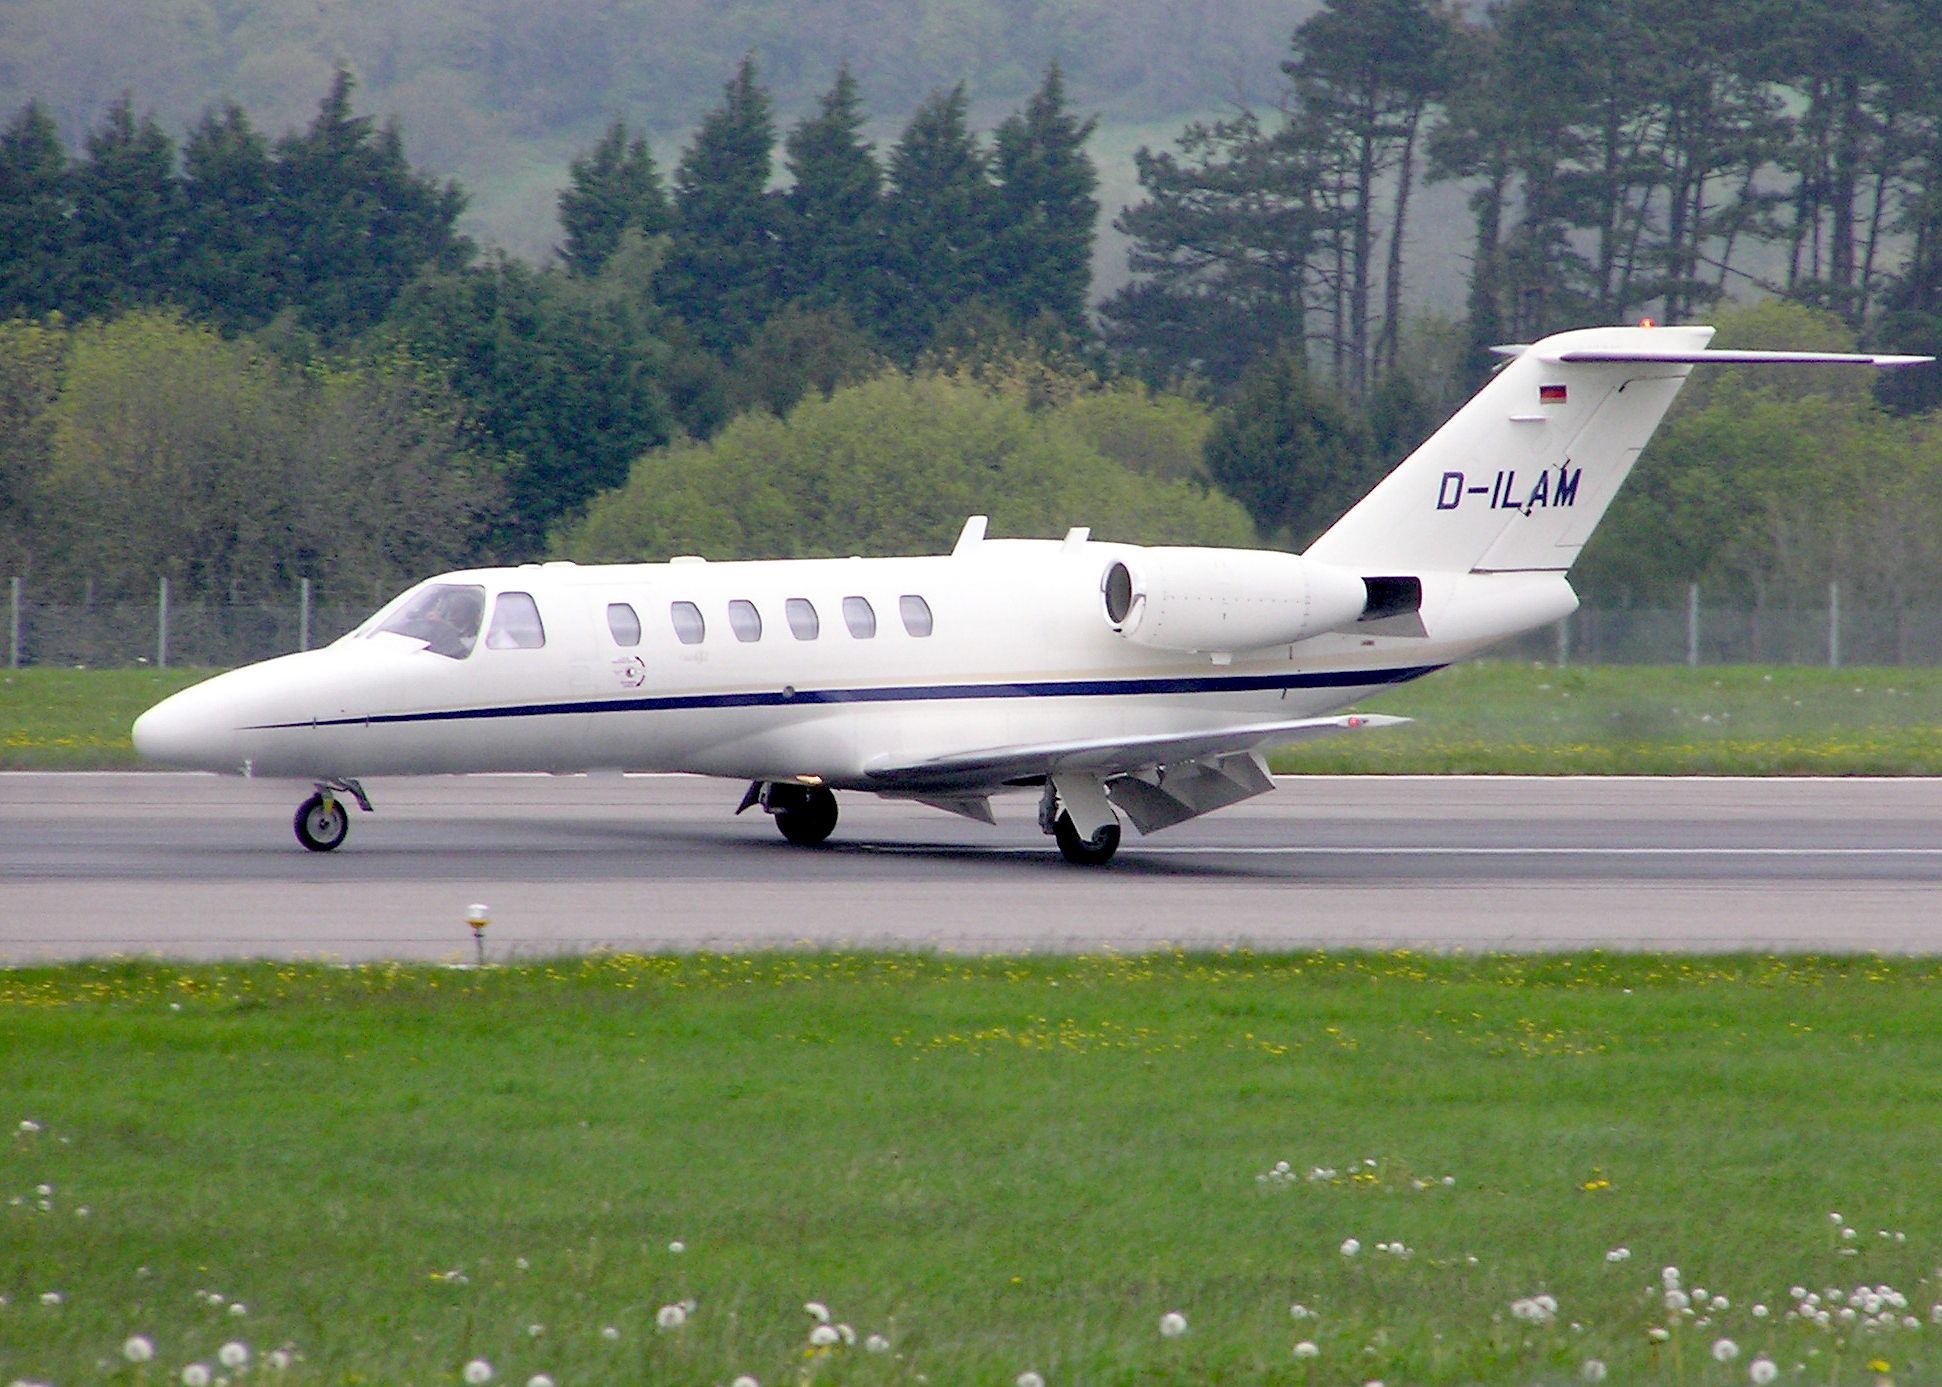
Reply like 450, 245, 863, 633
294, 792, 350, 852
1053, 811, 1120, 866
775, 786, 839, 846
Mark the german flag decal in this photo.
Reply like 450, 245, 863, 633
1539, 383, 1568, 404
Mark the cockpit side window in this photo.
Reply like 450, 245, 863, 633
485, 591, 547, 649
370, 582, 486, 659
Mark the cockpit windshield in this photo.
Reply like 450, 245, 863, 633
368, 582, 487, 659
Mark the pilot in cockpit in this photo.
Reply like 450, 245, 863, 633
376, 583, 486, 658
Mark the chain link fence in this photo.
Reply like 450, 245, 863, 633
6, 579, 371, 669
6, 577, 1942, 669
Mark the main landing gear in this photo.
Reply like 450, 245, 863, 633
1052, 811, 1122, 866
1041, 778, 1122, 866
293, 778, 371, 852
737, 780, 840, 847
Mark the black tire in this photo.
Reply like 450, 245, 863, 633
775, 786, 839, 846
1053, 811, 1120, 866
294, 792, 350, 852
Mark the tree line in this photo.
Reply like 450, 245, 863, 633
4, 3, 1942, 639
1106, 0, 1942, 418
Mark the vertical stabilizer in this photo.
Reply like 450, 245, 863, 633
1304, 325, 1712, 574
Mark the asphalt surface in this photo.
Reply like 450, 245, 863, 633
4, 772, 1941, 960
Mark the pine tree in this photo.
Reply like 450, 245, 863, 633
781, 68, 884, 324
0, 102, 70, 318
1101, 112, 1324, 388
273, 67, 470, 340
179, 103, 284, 331
990, 64, 1099, 337
880, 84, 994, 358
67, 96, 184, 318
662, 58, 781, 356
558, 116, 669, 278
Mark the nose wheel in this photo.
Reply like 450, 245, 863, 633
294, 793, 350, 852
293, 778, 371, 852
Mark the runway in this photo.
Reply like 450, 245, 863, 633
4, 772, 1941, 960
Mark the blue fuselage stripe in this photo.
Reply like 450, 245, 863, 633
250, 663, 1447, 731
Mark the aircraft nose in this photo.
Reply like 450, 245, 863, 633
132, 684, 240, 771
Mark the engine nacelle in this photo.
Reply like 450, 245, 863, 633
1100, 547, 1371, 653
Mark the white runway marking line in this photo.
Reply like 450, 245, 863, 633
862, 844, 1942, 858
1128, 846, 1942, 856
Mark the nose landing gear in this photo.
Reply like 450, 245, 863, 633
293, 778, 371, 852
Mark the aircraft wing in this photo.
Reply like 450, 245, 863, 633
861, 713, 1409, 794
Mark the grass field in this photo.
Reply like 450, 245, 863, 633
5, 662, 1942, 775
4, 952, 1941, 1386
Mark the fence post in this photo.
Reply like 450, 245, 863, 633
157, 577, 170, 669
8, 577, 18, 670
1686, 582, 1700, 667
300, 577, 312, 653
1828, 581, 1841, 669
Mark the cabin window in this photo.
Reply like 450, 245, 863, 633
372, 582, 485, 659
728, 599, 763, 642
899, 594, 934, 637
606, 602, 641, 647
785, 597, 819, 640
485, 591, 546, 650
842, 596, 877, 638
670, 601, 705, 645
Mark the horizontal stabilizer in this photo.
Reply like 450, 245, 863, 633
1554, 348, 1933, 367
863, 712, 1409, 794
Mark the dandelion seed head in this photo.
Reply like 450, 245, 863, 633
265, 1350, 292, 1371
600, 1325, 620, 1342
123, 1336, 155, 1363
1294, 1341, 1319, 1359
38, 1292, 62, 1307
462, 1359, 494, 1384
1648, 1328, 1671, 1343
1712, 1337, 1740, 1362
525, 1376, 555, 1387
1605, 1248, 1630, 1264
1581, 1359, 1608, 1382
1015, 1373, 1044, 1387
182, 1365, 211, 1387
218, 1343, 248, 1369
804, 1301, 831, 1323
1290, 1303, 1313, 1320
835, 1323, 856, 1345
668, 1240, 685, 1254
1753, 1304, 1769, 1318
656, 1304, 687, 1330
809, 1324, 839, 1348
864, 1334, 890, 1354
732, 1377, 761, 1387
1749, 1359, 1778, 1385
1158, 1311, 1188, 1338
1340, 1238, 1361, 1257
228, 1302, 246, 1317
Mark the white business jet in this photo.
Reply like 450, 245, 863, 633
132, 324, 1929, 863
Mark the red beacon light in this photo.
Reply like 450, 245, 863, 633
1638, 317, 1656, 328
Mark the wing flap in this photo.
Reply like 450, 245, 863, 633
861, 713, 1409, 794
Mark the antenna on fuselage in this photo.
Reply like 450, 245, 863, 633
953, 515, 988, 556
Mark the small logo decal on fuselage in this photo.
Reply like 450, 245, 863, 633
1436, 465, 1581, 515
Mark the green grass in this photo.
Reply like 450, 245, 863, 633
6, 663, 1942, 773
3, 952, 1941, 1386
1279, 662, 1942, 775
1, 668, 208, 769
